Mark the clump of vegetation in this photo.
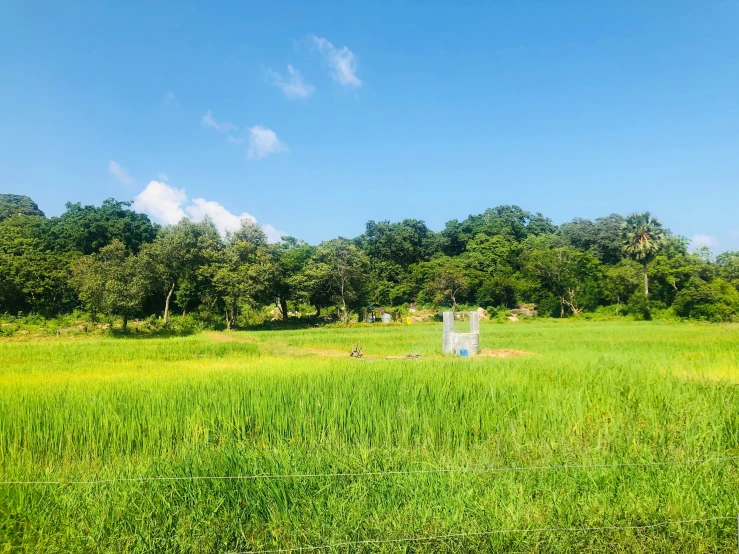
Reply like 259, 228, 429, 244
2, 196, 738, 326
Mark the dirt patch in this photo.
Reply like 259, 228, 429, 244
479, 349, 531, 358
305, 348, 354, 358
207, 332, 235, 342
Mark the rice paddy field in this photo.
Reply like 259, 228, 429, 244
1, 320, 738, 553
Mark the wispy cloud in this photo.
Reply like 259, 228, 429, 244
108, 160, 133, 186
157, 172, 170, 182
201, 109, 238, 132
312, 36, 361, 87
226, 135, 244, 144
164, 91, 177, 104
247, 125, 288, 159
265, 65, 315, 99
133, 180, 286, 242
690, 234, 719, 250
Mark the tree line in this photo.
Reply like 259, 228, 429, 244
1, 193, 738, 326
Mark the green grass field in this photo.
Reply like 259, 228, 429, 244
1, 321, 738, 553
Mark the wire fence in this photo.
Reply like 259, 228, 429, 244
4, 456, 737, 552
230, 516, 736, 553
1, 455, 737, 486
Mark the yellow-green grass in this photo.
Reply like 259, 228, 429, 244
1, 321, 738, 552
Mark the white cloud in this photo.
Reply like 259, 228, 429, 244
226, 135, 244, 144
185, 198, 257, 236
312, 36, 361, 87
261, 223, 286, 243
266, 65, 315, 99
247, 125, 288, 159
133, 180, 286, 242
108, 160, 134, 186
690, 234, 719, 250
133, 181, 187, 225
201, 109, 237, 132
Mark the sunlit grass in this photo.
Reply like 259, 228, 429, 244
1, 321, 738, 552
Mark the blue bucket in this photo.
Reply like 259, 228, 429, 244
459, 349, 468, 357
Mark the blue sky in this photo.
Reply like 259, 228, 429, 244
2, 2, 738, 250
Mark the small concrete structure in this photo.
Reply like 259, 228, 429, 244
442, 311, 480, 356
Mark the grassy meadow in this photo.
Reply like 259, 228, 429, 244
1, 321, 738, 552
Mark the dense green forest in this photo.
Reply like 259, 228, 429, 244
1, 193, 738, 327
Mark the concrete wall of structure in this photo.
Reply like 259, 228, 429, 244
442, 311, 480, 356
442, 311, 455, 354
453, 333, 479, 356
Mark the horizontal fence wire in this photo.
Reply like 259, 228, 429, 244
232, 516, 735, 553
1, 455, 737, 486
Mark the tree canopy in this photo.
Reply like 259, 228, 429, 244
2, 195, 737, 324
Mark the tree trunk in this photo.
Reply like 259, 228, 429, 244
340, 277, 348, 323
315, 304, 321, 318
560, 297, 565, 318
563, 289, 582, 315
122, 313, 128, 331
280, 297, 288, 321
163, 281, 175, 325
643, 263, 649, 297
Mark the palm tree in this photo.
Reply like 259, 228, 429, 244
622, 212, 664, 298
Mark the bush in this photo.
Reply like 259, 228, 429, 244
166, 315, 203, 336
477, 277, 517, 309
626, 292, 652, 320
673, 278, 739, 322
488, 306, 509, 323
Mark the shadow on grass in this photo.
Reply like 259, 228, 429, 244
107, 327, 198, 339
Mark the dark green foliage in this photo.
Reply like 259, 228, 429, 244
716, 251, 739, 289
0, 194, 45, 220
50, 198, 158, 254
560, 214, 625, 264
0, 215, 76, 316
440, 205, 555, 256
1, 194, 737, 322
476, 276, 517, 308
672, 278, 739, 321
626, 291, 652, 320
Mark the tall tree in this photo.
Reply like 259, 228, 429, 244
716, 251, 739, 290
359, 219, 436, 305
269, 237, 314, 320
300, 239, 368, 322
71, 241, 154, 328
621, 212, 664, 298
524, 246, 601, 317
418, 256, 469, 310
0, 215, 74, 316
208, 221, 274, 329
141, 218, 220, 324
50, 198, 158, 254
560, 214, 625, 264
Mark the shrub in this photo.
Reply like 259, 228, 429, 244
626, 292, 651, 320
673, 278, 739, 322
